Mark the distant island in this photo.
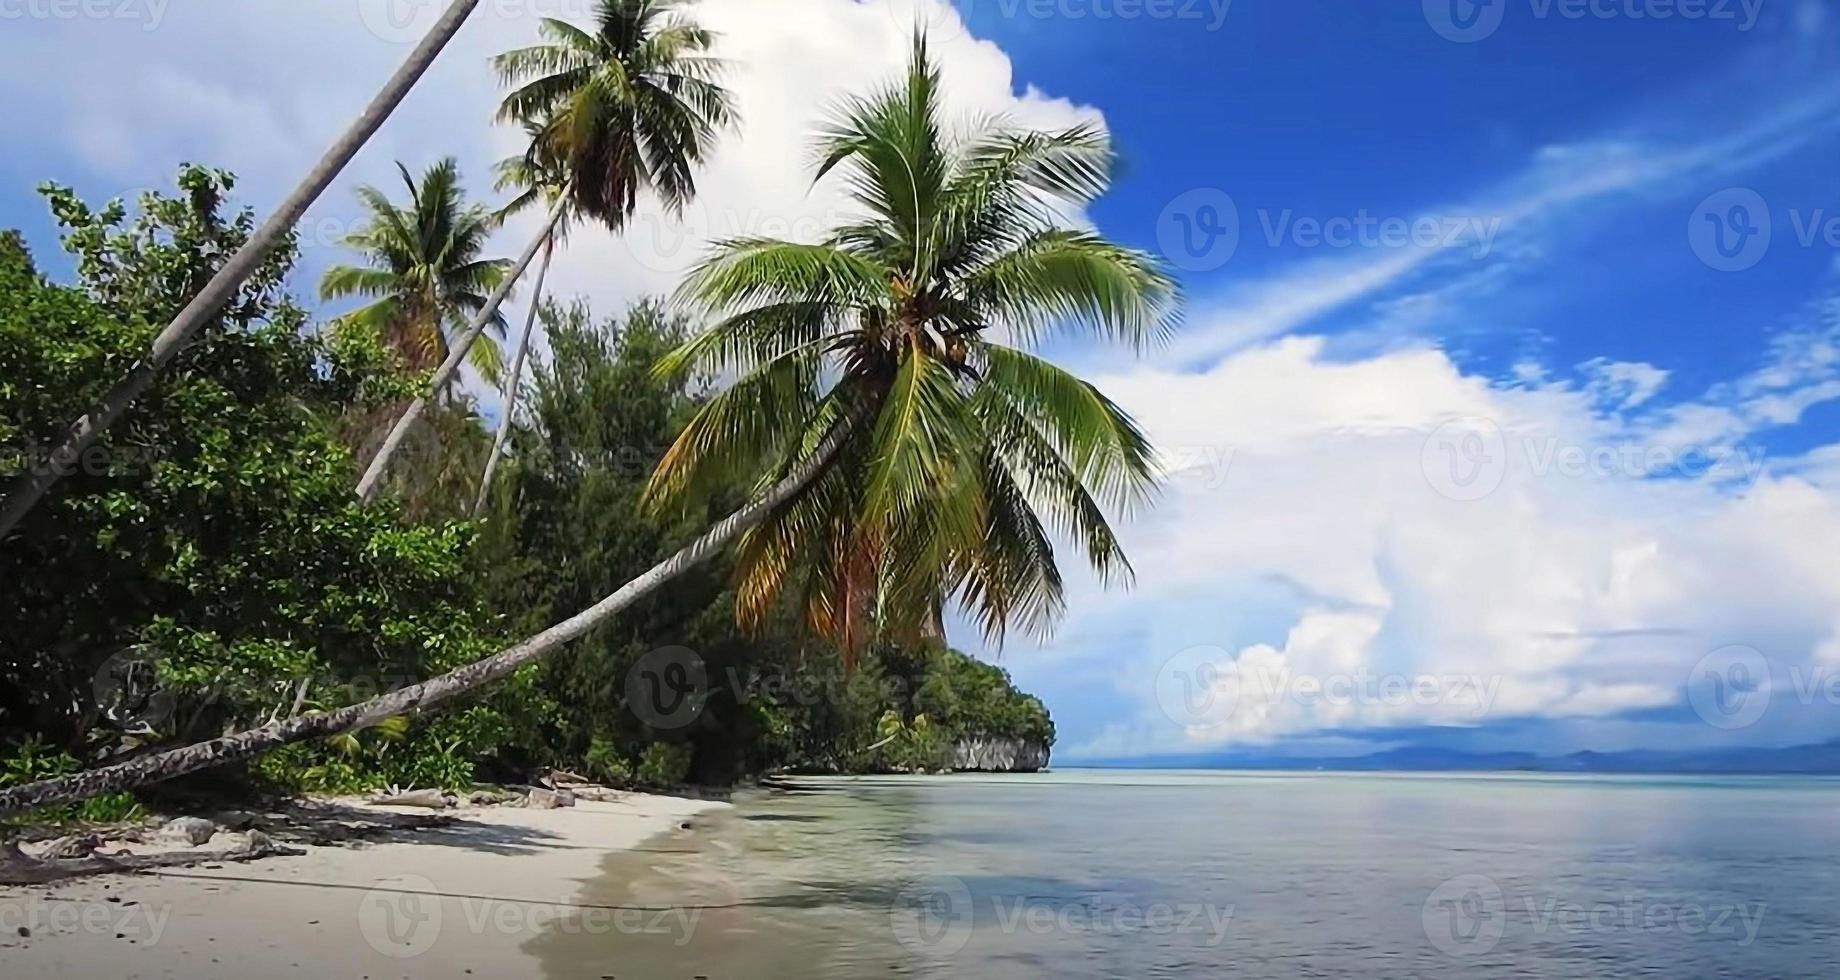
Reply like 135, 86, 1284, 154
1073, 739, 1840, 775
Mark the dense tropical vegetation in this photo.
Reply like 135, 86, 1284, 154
0, 170, 1055, 812
0, 6, 1170, 818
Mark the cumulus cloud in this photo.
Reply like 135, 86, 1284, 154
1034, 328, 1840, 760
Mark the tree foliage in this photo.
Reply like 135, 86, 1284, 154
320, 157, 513, 387
651, 35, 1179, 663
0, 169, 544, 795
0, 168, 1056, 809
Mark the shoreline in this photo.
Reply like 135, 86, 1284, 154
0, 792, 729, 978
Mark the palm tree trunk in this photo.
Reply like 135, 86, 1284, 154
0, 0, 482, 544
0, 423, 848, 817
356, 194, 569, 502
470, 232, 553, 517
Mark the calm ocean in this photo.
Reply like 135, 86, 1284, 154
528, 770, 1840, 977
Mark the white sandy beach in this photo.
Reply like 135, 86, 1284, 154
0, 793, 728, 979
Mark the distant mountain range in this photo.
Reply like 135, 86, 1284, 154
1075, 739, 1840, 775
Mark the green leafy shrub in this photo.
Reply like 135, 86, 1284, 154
635, 742, 692, 788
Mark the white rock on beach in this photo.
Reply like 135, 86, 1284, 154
522, 787, 576, 809
157, 817, 218, 846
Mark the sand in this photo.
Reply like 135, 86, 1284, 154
0, 792, 729, 978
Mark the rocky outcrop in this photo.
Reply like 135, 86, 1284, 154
950, 736, 1050, 773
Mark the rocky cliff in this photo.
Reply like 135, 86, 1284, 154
950, 736, 1050, 773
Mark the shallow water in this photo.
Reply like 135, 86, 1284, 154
525, 770, 1840, 978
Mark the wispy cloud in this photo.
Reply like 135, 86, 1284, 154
1154, 80, 1840, 370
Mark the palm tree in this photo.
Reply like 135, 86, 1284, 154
0, 0, 482, 541
358, 0, 735, 500
643, 34, 1178, 660
322, 158, 513, 391
492, 0, 735, 228
0, 34, 1177, 816
470, 138, 574, 517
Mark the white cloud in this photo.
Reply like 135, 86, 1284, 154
1579, 358, 1670, 411
526, 0, 1105, 317
1028, 330, 1840, 759
1, 1, 1092, 359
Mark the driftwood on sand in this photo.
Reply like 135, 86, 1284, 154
0, 831, 303, 885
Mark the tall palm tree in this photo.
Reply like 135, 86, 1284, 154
492, 0, 735, 228
321, 158, 513, 391
644, 34, 1178, 660
0, 34, 1177, 816
470, 138, 574, 517
0, 0, 482, 541
357, 0, 735, 501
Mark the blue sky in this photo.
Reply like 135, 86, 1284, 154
5, 0, 1840, 763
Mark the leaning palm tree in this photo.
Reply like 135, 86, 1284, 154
0, 0, 481, 540
0, 34, 1177, 816
358, 0, 735, 500
321, 158, 513, 391
469, 136, 575, 516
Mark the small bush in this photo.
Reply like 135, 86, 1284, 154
635, 742, 691, 788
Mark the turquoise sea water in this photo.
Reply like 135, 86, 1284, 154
533, 770, 1840, 978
